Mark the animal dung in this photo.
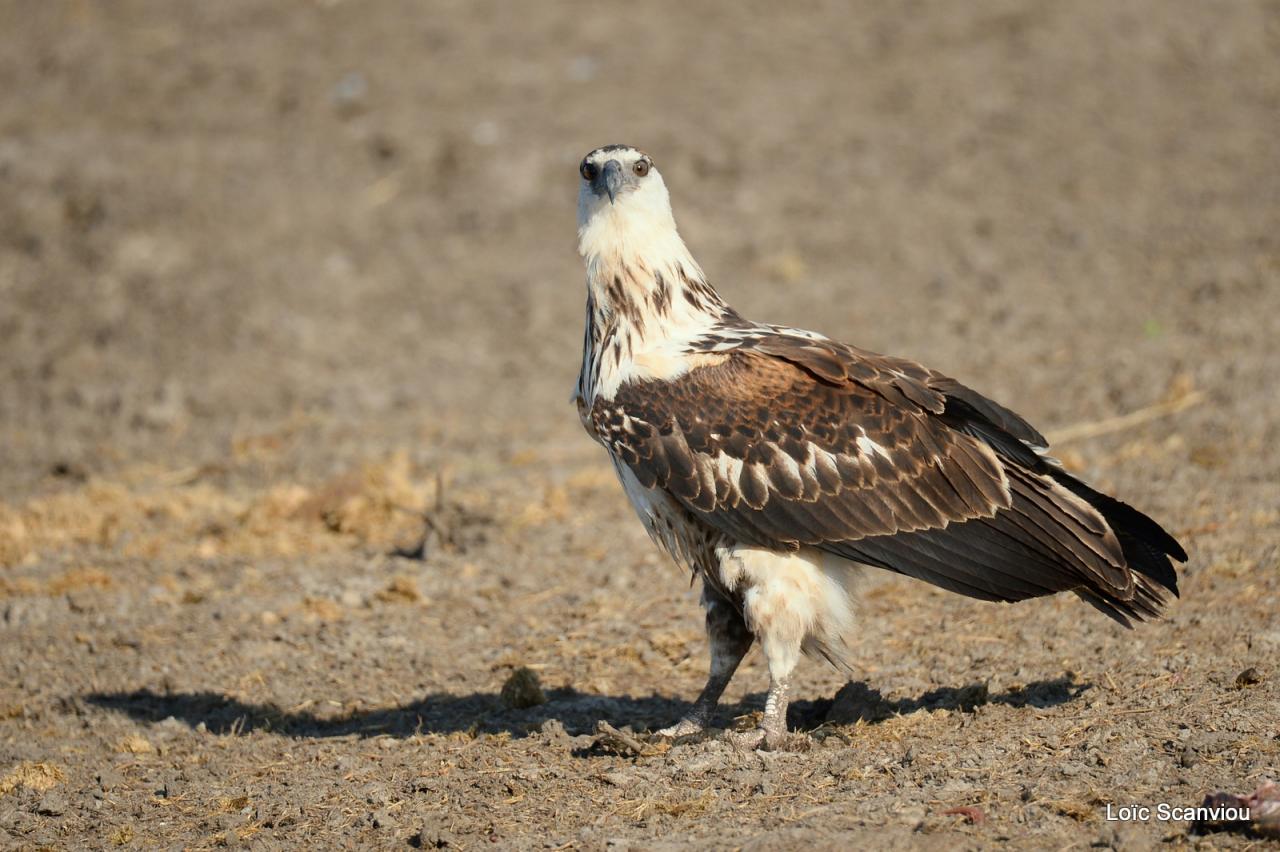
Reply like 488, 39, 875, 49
500, 667, 546, 709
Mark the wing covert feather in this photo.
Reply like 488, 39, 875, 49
591, 349, 1010, 548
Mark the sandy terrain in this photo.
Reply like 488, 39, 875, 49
1, 0, 1278, 848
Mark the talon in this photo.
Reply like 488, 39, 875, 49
726, 728, 767, 750
656, 718, 704, 738
761, 728, 790, 751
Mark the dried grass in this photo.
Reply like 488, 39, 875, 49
375, 575, 424, 604
0, 453, 446, 568
116, 734, 154, 754
0, 762, 65, 796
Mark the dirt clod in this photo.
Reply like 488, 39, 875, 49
499, 667, 546, 709
35, 792, 68, 816
1233, 667, 1263, 688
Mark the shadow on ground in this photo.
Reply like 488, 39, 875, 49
85, 677, 1089, 740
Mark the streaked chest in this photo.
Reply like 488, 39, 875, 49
611, 458, 724, 575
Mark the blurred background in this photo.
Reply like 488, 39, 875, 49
0, 2, 1278, 845
2, 0, 1276, 496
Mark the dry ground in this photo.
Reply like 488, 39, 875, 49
2, 1, 1279, 848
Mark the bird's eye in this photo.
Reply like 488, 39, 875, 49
633, 160, 650, 177
581, 162, 598, 181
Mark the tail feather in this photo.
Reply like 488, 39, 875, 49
1051, 470, 1184, 599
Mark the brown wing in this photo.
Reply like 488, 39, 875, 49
594, 339, 1183, 624
596, 350, 1011, 536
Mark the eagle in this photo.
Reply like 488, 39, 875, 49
571, 144, 1185, 749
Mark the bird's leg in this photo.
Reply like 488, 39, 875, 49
656, 586, 752, 738
758, 670, 792, 747
727, 577, 804, 751
727, 638, 798, 750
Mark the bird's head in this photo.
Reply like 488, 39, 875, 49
576, 145, 678, 256
574, 144, 722, 326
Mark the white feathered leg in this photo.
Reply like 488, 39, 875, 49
657, 583, 752, 737
727, 594, 801, 750
716, 545, 857, 750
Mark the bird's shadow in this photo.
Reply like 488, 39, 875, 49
85, 676, 1088, 742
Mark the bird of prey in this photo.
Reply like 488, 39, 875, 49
571, 144, 1185, 749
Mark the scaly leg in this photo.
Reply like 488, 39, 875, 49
657, 584, 752, 737
726, 635, 797, 750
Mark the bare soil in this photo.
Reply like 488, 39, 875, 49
2, 1, 1278, 849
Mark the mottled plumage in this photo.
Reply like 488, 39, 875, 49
572, 144, 1185, 748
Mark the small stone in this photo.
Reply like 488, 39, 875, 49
36, 792, 67, 816
540, 718, 567, 740
1234, 667, 1263, 688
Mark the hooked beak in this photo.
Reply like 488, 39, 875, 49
601, 159, 623, 203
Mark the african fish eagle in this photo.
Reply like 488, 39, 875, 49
571, 144, 1185, 749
